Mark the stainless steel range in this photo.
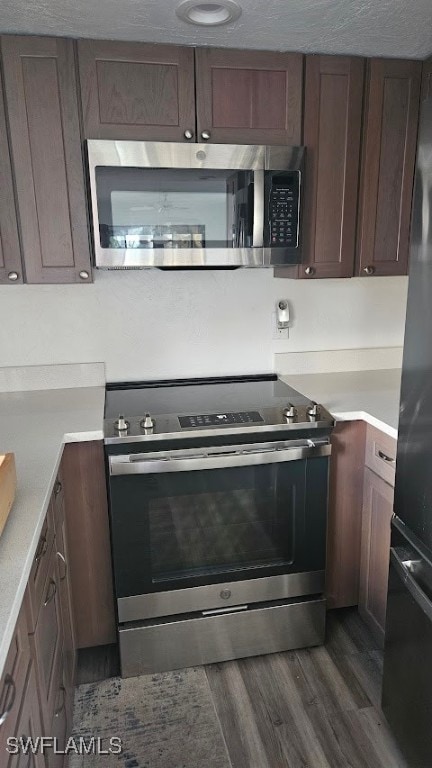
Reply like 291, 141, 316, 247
104, 374, 334, 677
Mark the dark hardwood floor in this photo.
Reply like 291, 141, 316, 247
76, 609, 408, 767
206, 609, 408, 768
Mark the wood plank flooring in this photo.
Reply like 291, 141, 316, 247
76, 609, 409, 768
205, 609, 408, 768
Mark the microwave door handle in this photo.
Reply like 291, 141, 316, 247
109, 442, 331, 476
252, 169, 264, 248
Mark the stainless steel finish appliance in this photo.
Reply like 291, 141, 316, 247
104, 374, 334, 676
87, 141, 304, 269
382, 81, 432, 766
119, 598, 326, 677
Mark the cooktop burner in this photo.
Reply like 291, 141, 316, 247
104, 374, 334, 444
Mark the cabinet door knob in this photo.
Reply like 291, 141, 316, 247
79, 270, 90, 280
304, 266, 315, 276
56, 551, 67, 581
184, 129, 194, 140
0, 675, 16, 726
43, 578, 57, 607
363, 265, 375, 275
201, 130, 211, 141
7, 271, 19, 282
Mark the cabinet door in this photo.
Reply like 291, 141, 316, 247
0, 72, 22, 285
301, 55, 364, 279
195, 48, 303, 145
359, 467, 394, 646
357, 59, 421, 277
326, 420, 367, 608
46, 662, 69, 768
54, 517, 76, 695
78, 40, 196, 142
0, 602, 31, 749
0, 664, 46, 768
62, 441, 116, 648
1, 35, 92, 284
31, 546, 63, 732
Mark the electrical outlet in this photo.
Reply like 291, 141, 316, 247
272, 313, 289, 340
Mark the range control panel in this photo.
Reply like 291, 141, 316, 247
178, 411, 264, 429
267, 171, 300, 248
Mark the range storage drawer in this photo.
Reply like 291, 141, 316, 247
119, 597, 325, 676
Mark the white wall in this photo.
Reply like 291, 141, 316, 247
0, 270, 408, 382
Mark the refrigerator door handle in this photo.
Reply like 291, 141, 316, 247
390, 547, 432, 623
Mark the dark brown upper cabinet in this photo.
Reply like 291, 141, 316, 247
421, 56, 432, 102
1, 35, 92, 284
357, 58, 421, 277
78, 40, 196, 141
299, 55, 364, 279
0, 71, 22, 285
195, 48, 303, 145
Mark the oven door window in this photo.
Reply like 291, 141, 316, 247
109, 456, 328, 597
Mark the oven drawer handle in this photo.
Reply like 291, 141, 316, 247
109, 442, 331, 476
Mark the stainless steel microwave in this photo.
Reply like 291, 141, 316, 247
87, 140, 305, 269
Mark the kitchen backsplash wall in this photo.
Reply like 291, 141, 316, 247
0, 270, 408, 381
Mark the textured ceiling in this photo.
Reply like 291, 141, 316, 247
0, 0, 431, 59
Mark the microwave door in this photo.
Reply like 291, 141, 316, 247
231, 171, 261, 249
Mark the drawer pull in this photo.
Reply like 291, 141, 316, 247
56, 551, 67, 581
34, 535, 48, 565
44, 578, 57, 607
54, 685, 66, 718
377, 449, 395, 464
54, 481, 62, 497
0, 675, 16, 725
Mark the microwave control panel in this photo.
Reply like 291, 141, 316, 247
267, 171, 301, 248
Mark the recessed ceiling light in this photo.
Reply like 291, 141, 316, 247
176, 0, 242, 27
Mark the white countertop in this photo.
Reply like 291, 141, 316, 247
0, 386, 105, 676
280, 368, 401, 439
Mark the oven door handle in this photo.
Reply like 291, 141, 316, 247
109, 441, 331, 476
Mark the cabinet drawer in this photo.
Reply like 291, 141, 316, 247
0, 602, 30, 742
31, 543, 63, 732
27, 505, 55, 633
365, 425, 397, 487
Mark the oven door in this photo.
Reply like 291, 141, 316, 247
108, 438, 330, 620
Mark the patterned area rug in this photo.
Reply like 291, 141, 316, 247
70, 667, 232, 768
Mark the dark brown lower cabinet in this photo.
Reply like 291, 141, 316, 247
326, 421, 367, 608
54, 520, 75, 698
62, 442, 116, 649
2, 665, 46, 768
0, 605, 32, 764
0, 440, 116, 767
30, 528, 63, 735
46, 660, 69, 768
359, 467, 394, 646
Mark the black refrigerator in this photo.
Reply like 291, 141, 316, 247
381, 76, 432, 767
